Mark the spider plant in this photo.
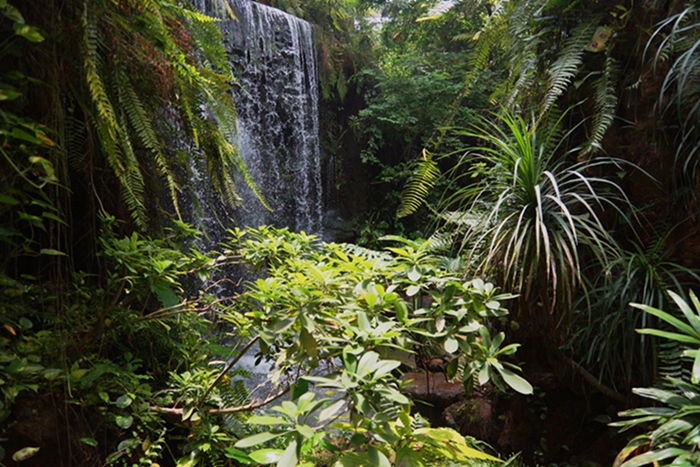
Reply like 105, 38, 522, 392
568, 226, 700, 388
439, 109, 632, 328
648, 3, 700, 173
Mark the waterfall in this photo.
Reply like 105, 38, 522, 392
195, 0, 323, 235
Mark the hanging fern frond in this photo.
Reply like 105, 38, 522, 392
581, 55, 618, 157
116, 65, 181, 217
397, 149, 440, 218
542, 21, 596, 114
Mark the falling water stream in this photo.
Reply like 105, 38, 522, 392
191, 0, 326, 397
194, 0, 323, 235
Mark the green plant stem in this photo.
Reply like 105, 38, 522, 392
199, 335, 260, 403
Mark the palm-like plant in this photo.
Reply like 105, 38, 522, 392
439, 110, 630, 328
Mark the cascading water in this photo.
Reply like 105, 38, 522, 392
189, 0, 326, 397
195, 0, 323, 235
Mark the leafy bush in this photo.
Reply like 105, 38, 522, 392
612, 290, 700, 466
223, 226, 530, 466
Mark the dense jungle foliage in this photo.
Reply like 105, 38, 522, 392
2, 0, 700, 466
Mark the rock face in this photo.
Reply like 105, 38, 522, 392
402, 372, 464, 425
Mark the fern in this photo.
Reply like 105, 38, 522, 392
116, 66, 181, 217
397, 150, 440, 218
542, 21, 596, 114
581, 55, 618, 157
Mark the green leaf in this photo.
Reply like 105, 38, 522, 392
318, 399, 345, 422
152, 283, 180, 308
235, 432, 283, 448
42, 368, 62, 380
40, 248, 67, 256
620, 447, 687, 467
297, 424, 314, 439
496, 367, 533, 395
368, 446, 391, 467
115, 394, 133, 408
277, 440, 297, 467
444, 337, 458, 354
12, 447, 40, 462
300, 328, 318, 358
80, 437, 98, 447
0, 86, 21, 101
395, 446, 425, 467
249, 449, 283, 464
115, 415, 133, 429
291, 379, 308, 400
13, 23, 45, 42
334, 452, 371, 467
224, 447, 254, 463
0, 194, 19, 205
248, 415, 287, 426
406, 285, 421, 297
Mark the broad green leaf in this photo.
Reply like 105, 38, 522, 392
372, 359, 401, 378
0, 194, 19, 205
669, 290, 700, 336
0, 86, 21, 101
80, 438, 98, 447
296, 424, 314, 439
650, 419, 693, 443
620, 447, 687, 467
300, 328, 318, 358
152, 283, 180, 308
13, 23, 44, 42
318, 399, 345, 422
235, 432, 283, 448
291, 379, 309, 400
249, 449, 283, 464
12, 447, 40, 462
496, 367, 533, 395
224, 447, 254, 463
42, 368, 62, 380
406, 285, 421, 297
117, 438, 139, 451
407, 266, 421, 281
631, 303, 697, 339
334, 452, 371, 467
395, 446, 425, 467
277, 440, 297, 467
445, 337, 458, 354
248, 415, 287, 426
115, 394, 133, 408
115, 415, 133, 429
356, 351, 379, 378
632, 387, 691, 406
636, 329, 700, 345
368, 446, 391, 467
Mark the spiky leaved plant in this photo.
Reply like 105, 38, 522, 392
648, 3, 700, 174
438, 109, 631, 335
568, 225, 700, 389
